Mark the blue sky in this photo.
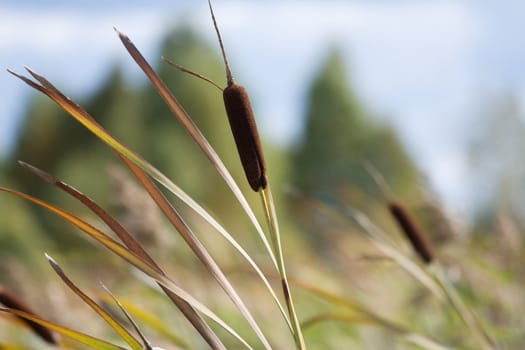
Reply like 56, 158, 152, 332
2, 0, 525, 216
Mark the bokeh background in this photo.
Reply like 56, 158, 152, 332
1, 0, 525, 349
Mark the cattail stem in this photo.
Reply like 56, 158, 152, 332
430, 265, 497, 350
388, 202, 434, 264
260, 186, 306, 350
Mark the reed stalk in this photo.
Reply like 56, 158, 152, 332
260, 186, 306, 350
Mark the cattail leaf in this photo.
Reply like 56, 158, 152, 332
0, 307, 126, 350
19, 158, 289, 338
45, 255, 143, 350
18, 161, 159, 272
114, 30, 277, 268
16, 161, 224, 350
122, 155, 290, 332
120, 155, 288, 328
122, 157, 273, 350
100, 283, 154, 350
101, 295, 190, 349
0, 188, 253, 349
0, 285, 57, 345
430, 266, 496, 350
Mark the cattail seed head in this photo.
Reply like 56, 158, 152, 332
389, 202, 435, 264
223, 83, 267, 191
0, 285, 58, 345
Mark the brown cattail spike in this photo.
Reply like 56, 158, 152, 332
223, 84, 267, 191
389, 202, 435, 264
208, 0, 268, 191
0, 285, 58, 345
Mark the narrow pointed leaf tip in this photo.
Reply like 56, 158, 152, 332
45, 254, 143, 350
18, 161, 57, 184
100, 283, 153, 349
28, 162, 223, 349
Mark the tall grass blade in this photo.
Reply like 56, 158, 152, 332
0, 187, 254, 349
45, 254, 142, 350
100, 283, 154, 350
122, 157, 273, 349
0, 307, 126, 350
101, 296, 190, 349
430, 265, 496, 350
119, 157, 289, 331
17, 161, 226, 350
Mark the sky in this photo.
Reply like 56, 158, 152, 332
2, 0, 525, 217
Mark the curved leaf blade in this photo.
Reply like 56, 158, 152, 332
122, 157, 272, 349
0, 307, 126, 350
101, 296, 190, 349
0, 188, 253, 349
45, 254, 142, 350
16, 161, 225, 350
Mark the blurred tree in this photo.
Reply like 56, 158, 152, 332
291, 49, 419, 201
289, 49, 421, 249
